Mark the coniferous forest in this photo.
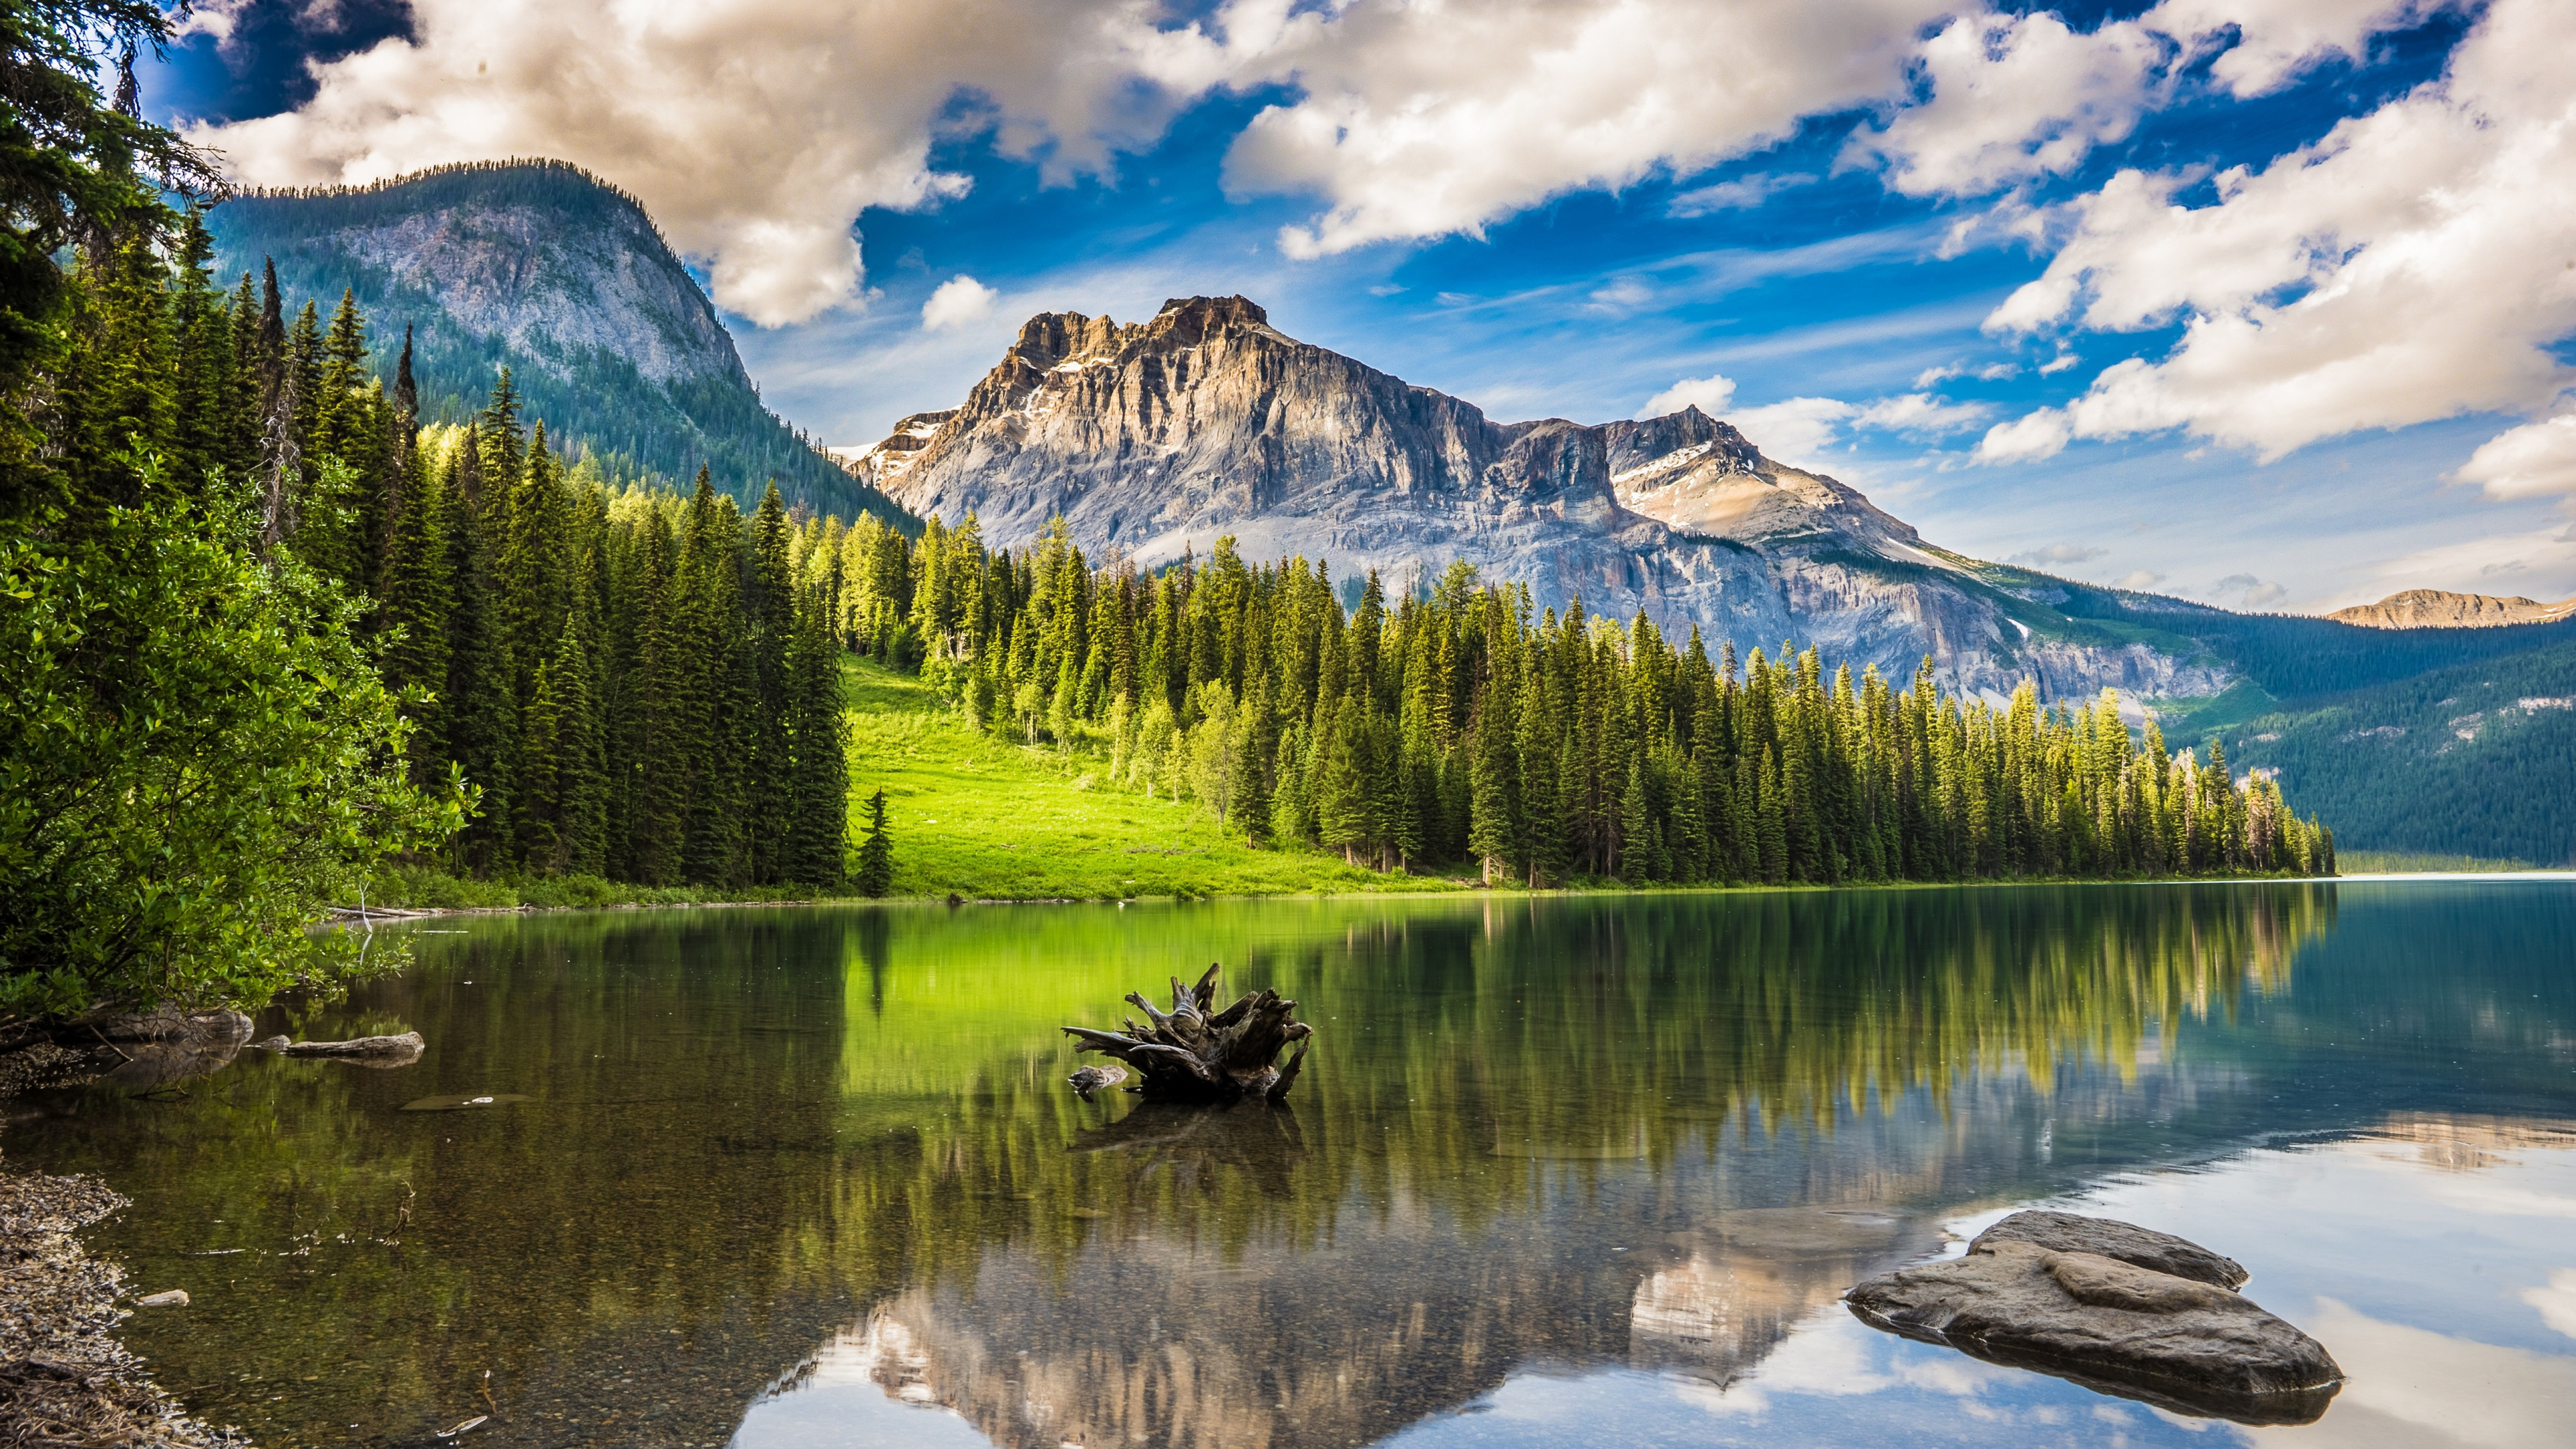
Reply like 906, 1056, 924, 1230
0, 2, 2333, 1023
821, 517, 2335, 887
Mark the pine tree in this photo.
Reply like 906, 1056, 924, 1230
855, 788, 894, 897
783, 592, 849, 885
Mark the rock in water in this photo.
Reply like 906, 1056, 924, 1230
1968, 1210, 2249, 1289
1845, 1218, 2340, 1425
1067, 1063, 1128, 1099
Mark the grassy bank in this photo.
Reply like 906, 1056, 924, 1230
840, 659, 1456, 900
2335, 850, 2544, 874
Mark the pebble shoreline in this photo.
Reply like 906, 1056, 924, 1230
1, 1033, 243, 1448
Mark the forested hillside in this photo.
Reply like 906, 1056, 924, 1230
2223, 643, 2576, 865
207, 161, 907, 526
794, 516, 2333, 886
1968, 564, 2576, 862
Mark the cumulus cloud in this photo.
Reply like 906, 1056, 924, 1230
2009, 543, 2109, 566
193, 0, 1230, 326
920, 274, 999, 332
1852, 1, 2442, 200
2454, 413, 2576, 502
1222, 0, 1957, 258
2213, 573, 2290, 608
2114, 569, 2165, 589
1642, 372, 1737, 419
1854, 392, 1990, 435
1980, 0, 2576, 462
1974, 408, 2075, 464
1849, 9, 2165, 198
1732, 398, 1860, 468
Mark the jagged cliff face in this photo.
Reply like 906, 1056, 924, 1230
868, 296, 2220, 699
327, 196, 749, 387
2326, 588, 2576, 629
209, 162, 896, 519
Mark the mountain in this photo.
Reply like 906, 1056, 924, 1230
2326, 588, 2576, 629
847, 295, 2576, 859
857, 296, 2223, 700
2220, 639, 2576, 865
207, 160, 906, 523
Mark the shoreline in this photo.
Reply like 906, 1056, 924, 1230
0, 1163, 241, 1446
311, 869, 2575, 924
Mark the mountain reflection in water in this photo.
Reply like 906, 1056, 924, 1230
13, 881, 2575, 1448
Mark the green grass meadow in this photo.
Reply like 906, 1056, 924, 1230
840, 658, 1460, 900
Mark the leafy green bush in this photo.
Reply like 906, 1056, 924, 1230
0, 482, 466, 1016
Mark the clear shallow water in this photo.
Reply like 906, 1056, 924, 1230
11, 881, 2575, 1448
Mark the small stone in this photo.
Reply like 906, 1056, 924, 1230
136, 1289, 189, 1307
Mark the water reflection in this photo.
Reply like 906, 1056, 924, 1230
9, 883, 2574, 1448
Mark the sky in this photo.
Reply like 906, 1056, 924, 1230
141, 0, 2576, 613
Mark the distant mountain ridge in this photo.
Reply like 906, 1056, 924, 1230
2326, 588, 2576, 629
209, 160, 905, 523
858, 295, 2220, 700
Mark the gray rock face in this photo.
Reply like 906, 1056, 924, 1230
1845, 1219, 2340, 1425
869, 296, 2230, 700
330, 197, 748, 387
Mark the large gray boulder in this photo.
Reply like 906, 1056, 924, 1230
1969, 1210, 2249, 1289
1845, 1214, 2340, 1425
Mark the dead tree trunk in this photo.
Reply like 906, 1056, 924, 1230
1062, 963, 1311, 1104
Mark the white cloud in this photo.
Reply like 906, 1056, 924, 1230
1974, 407, 2074, 464
191, 0, 1226, 327
1981, 0, 2576, 462
1732, 397, 1859, 468
1642, 372, 1737, 419
2114, 569, 2165, 589
1849, 10, 2165, 198
920, 274, 998, 332
1854, 392, 1990, 435
1222, 0, 1957, 258
2454, 413, 2576, 502
1852, 2, 2442, 202
2212, 572, 2290, 607
2526, 1269, 2576, 1339
2010, 543, 2109, 566
1587, 277, 1654, 312
1669, 172, 1817, 216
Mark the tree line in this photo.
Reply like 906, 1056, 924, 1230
810, 514, 2334, 884
59, 211, 858, 889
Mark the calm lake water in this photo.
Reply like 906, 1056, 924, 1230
13, 882, 2576, 1448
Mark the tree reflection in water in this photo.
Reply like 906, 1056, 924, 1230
28, 882, 2574, 1449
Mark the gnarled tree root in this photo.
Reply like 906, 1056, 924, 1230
1063, 963, 1311, 1104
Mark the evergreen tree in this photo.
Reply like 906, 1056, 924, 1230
855, 788, 894, 897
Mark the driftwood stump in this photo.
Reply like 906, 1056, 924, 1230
1062, 963, 1310, 1104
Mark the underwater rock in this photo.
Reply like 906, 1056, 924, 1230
1067, 1063, 1128, 1099
1845, 1216, 2340, 1426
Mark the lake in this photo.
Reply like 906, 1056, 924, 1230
13, 881, 2576, 1448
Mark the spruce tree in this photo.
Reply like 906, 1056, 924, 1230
855, 788, 894, 897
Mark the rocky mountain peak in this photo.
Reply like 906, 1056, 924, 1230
846, 296, 2222, 697
2324, 588, 2576, 629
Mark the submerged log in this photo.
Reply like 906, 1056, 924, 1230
1062, 963, 1311, 1104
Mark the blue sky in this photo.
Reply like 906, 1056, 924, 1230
146, 1, 2576, 612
